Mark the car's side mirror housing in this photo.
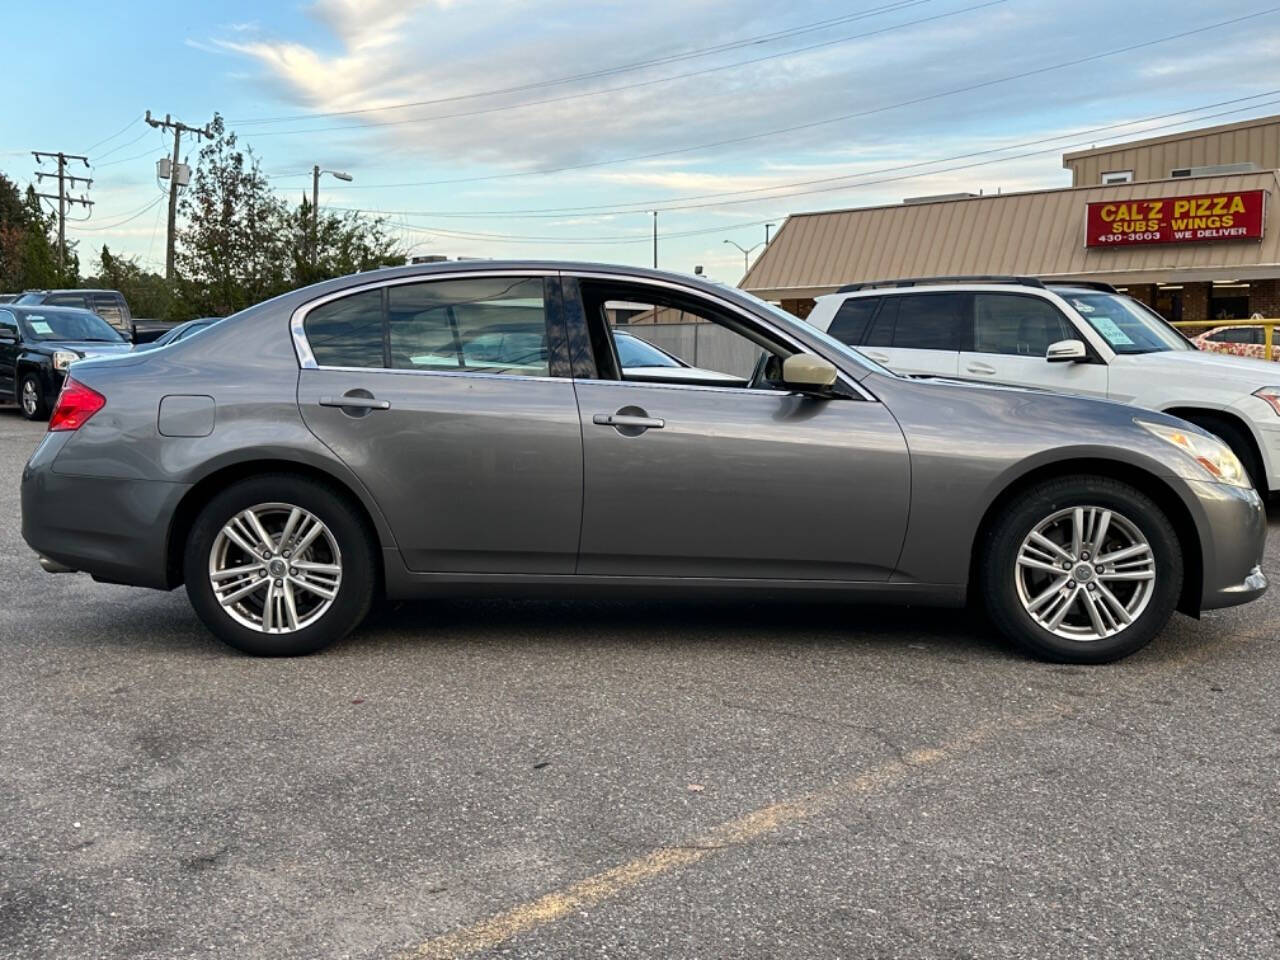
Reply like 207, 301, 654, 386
782, 353, 839, 393
1046, 339, 1087, 363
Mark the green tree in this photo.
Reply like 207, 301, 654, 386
172, 115, 404, 319
173, 115, 291, 318
0, 173, 72, 291
84, 245, 171, 319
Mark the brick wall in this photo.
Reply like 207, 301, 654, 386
780, 298, 816, 319
1248, 278, 1280, 317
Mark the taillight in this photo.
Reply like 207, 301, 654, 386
48, 377, 106, 432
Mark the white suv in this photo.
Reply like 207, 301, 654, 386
806, 276, 1280, 493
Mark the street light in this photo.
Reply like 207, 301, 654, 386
724, 239, 764, 275
312, 166, 353, 265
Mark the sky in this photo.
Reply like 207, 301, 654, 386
4, 0, 1280, 283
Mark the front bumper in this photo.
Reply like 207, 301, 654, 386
1189, 478, 1269, 611
21, 434, 189, 589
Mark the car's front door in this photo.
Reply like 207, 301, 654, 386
567, 277, 911, 581
959, 292, 1109, 397
0, 309, 19, 399
296, 273, 584, 574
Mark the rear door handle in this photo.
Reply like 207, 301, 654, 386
319, 395, 391, 410
965, 362, 997, 375
593, 413, 665, 429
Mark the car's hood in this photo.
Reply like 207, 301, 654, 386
31, 339, 133, 358
1119, 348, 1280, 385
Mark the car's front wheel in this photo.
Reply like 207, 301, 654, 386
980, 476, 1183, 663
19, 372, 48, 421
183, 475, 377, 656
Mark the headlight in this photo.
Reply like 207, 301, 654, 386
52, 350, 78, 372
1137, 419, 1250, 487
1253, 387, 1280, 415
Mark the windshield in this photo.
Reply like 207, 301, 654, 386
615, 332, 682, 368
1062, 292, 1190, 354
20, 309, 124, 343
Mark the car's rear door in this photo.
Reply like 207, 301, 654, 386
295, 272, 584, 574
959, 292, 1109, 397
853, 293, 964, 378
567, 276, 910, 581
0, 309, 18, 398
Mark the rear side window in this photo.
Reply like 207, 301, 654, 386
826, 297, 880, 344
387, 277, 549, 376
304, 289, 385, 368
889, 293, 968, 350
92, 294, 125, 327
47, 293, 88, 309
973, 294, 1072, 356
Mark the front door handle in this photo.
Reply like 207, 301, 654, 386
593, 413, 665, 430
319, 394, 391, 411
965, 362, 997, 375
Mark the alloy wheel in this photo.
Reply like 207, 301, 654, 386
208, 502, 342, 634
21, 379, 38, 416
1014, 505, 1156, 642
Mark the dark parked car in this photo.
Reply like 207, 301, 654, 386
133, 317, 220, 351
1, 305, 132, 419
16, 289, 135, 341
20, 262, 1267, 663
0, 294, 17, 304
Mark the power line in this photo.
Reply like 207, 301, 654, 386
70, 195, 166, 232
93, 126, 155, 163
33, 151, 93, 277
144, 110, 213, 280
241, 0, 1007, 139
282, 6, 1280, 191
326, 93, 1280, 222
81, 115, 143, 155
233, 0, 936, 126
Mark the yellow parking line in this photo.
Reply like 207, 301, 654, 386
397, 710, 1056, 960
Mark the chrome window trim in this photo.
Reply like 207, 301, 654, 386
296, 364, 567, 385
566, 270, 874, 401
289, 268, 559, 371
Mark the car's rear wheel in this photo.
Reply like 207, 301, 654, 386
980, 476, 1183, 664
19, 373, 48, 421
183, 475, 377, 656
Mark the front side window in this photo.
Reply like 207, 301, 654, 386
1066, 293, 1191, 354
304, 289, 385, 368
388, 277, 549, 376
47, 293, 89, 310
973, 294, 1072, 357
888, 293, 968, 350
0, 310, 17, 339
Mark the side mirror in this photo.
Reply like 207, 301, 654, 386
782, 353, 839, 393
1046, 339, 1087, 363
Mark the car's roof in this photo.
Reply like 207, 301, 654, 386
820, 281, 1125, 300
7, 304, 101, 316
21, 288, 119, 295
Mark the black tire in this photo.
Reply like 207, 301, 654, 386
1181, 414, 1266, 496
183, 474, 377, 656
980, 475, 1183, 664
19, 372, 48, 421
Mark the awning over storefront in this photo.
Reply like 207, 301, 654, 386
741, 171, 1280, 301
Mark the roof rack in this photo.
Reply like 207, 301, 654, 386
1044, 279, 1118, 294
836, 275, 1047, 293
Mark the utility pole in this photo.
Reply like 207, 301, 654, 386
145, 110, 212, 280
32, 151, 92, 281
652, 211, 658, 269
311, 166, 353, 267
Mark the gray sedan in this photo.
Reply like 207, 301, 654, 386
20, 262, 1267, 663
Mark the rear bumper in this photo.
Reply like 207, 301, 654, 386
21, 435, 188, 589
1190, 479, 1269, 611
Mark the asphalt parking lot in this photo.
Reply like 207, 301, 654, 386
1, 409, 1278, 960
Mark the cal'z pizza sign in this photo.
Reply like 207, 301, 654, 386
1085, 190, 1267, 247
